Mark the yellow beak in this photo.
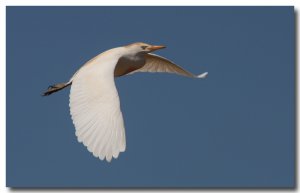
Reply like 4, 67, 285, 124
147, 45, 166, 52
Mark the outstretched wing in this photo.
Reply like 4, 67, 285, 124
69, 62, 126, 162
129, 53, 208, 78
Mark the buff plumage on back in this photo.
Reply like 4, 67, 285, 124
69, 53, 126, 162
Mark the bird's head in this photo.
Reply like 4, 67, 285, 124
124, 42, 166, 55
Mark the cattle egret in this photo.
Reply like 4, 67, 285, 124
43, 42, 208, 162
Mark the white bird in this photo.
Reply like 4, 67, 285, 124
43, 42, 208, 162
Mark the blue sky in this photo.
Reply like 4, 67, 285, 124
7, 6, 295, 187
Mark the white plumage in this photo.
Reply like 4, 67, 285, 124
44, 42, 208, 162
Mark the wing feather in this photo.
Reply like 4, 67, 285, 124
69, 63, 126, 162
130, 53, 208, 78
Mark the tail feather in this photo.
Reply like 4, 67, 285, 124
43, 82, 71, 96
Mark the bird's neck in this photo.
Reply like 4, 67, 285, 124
88, 47, 125, 79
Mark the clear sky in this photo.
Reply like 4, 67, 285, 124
7, 6, 295, 188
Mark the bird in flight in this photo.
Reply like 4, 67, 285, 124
43, 42, 208, 162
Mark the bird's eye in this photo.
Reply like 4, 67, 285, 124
141, 46, 147, 50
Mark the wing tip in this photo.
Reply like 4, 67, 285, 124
83, 141, 124, 163
75, 131, 126, 163
197, 72, 208, 79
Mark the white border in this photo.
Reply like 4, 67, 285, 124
1, 1, 298, 193
0, 0, 296, 6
